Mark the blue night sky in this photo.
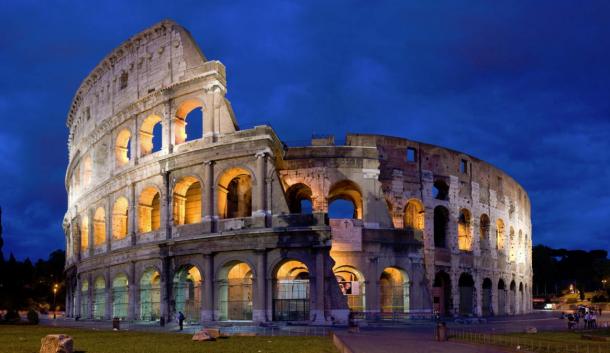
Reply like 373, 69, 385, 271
0, 1, 609, 260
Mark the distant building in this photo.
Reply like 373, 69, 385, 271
63, 20, 532, 324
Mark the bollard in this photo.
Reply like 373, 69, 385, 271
112, 317, 120, 330
436, 322, 447, 341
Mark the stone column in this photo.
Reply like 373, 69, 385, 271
88, 208, 94, 257
203, 160, 215, 232
106, 198, 112, 252
451, 270, 460, 317
311, 248, 326, 324
491, 276, 499, 316
474, 275, 483, 317
105, 269, 112, 320
75, 276, 82, 318
128, 261, 136, 321
253, 249, 267, 322
253, 152, 267, 218
88, 273, 94, 319
163, 100, 173, 153
201, 254, 214, 321
160, 256, 171, 324
163, 171, 172, 240
129, 183, 137, 245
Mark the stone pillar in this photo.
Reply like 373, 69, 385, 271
160, 256, 171, 323
203, 161, 215, 232
253, 152, 267, 217
201, 254, 214, 321
491, 276, 499, 316
474, 275, 483, 317
129, 183, 137, 245
163, 100, 173, 154
128, 262, 136, 321
75, 276, 82, 318
311, 248, 326, 324
105, 269, 112, 320
88, 208, 94, 257
106, 198, 112, 252
88, 273, 94, 319
364, 257, 380, 316
451, 271, 460, 317
253, 249, 267, 322
163, 171, 172, 240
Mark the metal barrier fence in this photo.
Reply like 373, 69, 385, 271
218, 325, 333, 337
447, 327, 610, 353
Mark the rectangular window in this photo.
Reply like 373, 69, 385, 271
460, 159, 468, 174
406, 147, 416, 162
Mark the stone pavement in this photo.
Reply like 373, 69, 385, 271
335, 327, 510, 353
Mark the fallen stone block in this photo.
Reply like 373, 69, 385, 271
192, 330, 215, 341
40, 334, 73, 353
202, 328, 221, 338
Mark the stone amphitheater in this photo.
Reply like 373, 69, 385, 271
63, 20, 532, 325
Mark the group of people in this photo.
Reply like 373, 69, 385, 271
564, 306, 603, 330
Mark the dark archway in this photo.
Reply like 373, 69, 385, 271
458, 273, 475, 316
433, 271, 451, 316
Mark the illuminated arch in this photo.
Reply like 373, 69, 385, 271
334, 265, 366, 312
93, 207, 106, 246
139, 268, 161, 321
140, 114, 162, 156
285, 183, 313, 214
496, 219, 505, 251
112, 273, 128, 320
173, 176, 202, 225
379, 267, 409, 313
115, 129, 131, 166
174, 99, 204, 144
173, 265, 202, 323
457, 209, 472, 251
217, 167, 252, 219
138, 187, 161, 233
217, 261, 253, 320
328, 180, 363, 219
273, 260, 310, 321
404, 199, 424, 231
93, 276, 106, 320
112, 197, 129, 240
80, 215, 89, 251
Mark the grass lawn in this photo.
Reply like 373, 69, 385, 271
454, 329, 610, 352
0, 325, 338, 353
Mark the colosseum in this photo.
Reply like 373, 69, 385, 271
63, 20, 532, 325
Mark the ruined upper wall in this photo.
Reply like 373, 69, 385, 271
67, 20, 206, 152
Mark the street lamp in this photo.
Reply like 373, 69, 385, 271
53, 284, 58, 319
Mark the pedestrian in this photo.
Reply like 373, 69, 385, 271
178, 311, 185, 331
584, 312, 591, 329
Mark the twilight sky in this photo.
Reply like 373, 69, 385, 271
1, 1, 609, 260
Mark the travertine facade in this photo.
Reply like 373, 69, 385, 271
64, 20, 532, 325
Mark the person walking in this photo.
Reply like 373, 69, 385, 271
178, 311, 185, 331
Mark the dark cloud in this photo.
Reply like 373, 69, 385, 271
1, 0, 608, 260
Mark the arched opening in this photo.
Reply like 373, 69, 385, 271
482, 278, 492, 316
93, 207, 106, 247
138, 187, 161, 233
458, 273, 475, 316
379, 267, 409, 313
139, 268, 161, 321
175, 100, 203, 144
218, 168, 252, 219
497, 279, 507, 315
496, 219, 505, 252
173, 176, 202, 225
434, 206, 449, 248
519, 282, 524, 314
80, 280, 90, 319
112, 197, 129, 240
457, 209, 472, 251
509, 227, 516, 262
112, 274, 128, 320
173, 265, 202, 323
432, 180, 449, 200
93, 276, 106, 320
480, 214, 490, 251
140, 114, 162, 156
80, 216, 89, 252
285, 183, 313, 214
509, 280, 516, 315
83, 155, 92, 187
334, 266, 365, 312
218, 262, 253, 321
404, 199, 424, 231
273, 260, 310, 321
115, 129, 131, 166
328, 180, 363, 219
